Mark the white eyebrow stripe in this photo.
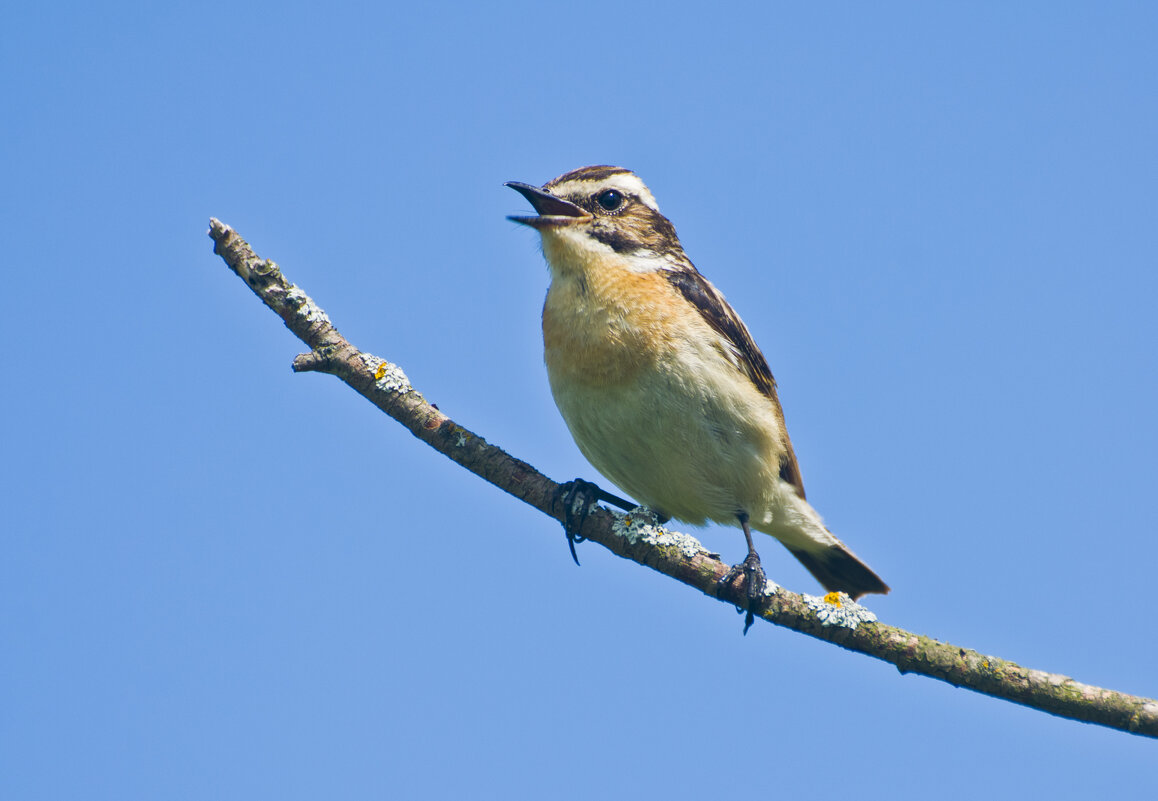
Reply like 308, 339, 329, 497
550, 173, 661, 213
596, 174, 661, 212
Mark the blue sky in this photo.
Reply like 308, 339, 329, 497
3, 3, 1156, 798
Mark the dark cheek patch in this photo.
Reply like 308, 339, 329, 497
591, 225, 639, 253
589, 208, 684, 256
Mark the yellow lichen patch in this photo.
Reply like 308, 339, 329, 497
805, 592, 876, 628
374, 363, 388, 380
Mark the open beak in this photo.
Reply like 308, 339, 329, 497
506, 181, 591, 228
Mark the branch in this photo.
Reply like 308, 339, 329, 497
207, 218, 1158, 739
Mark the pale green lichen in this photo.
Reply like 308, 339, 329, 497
761, 577, 782, 597
368, 357, 412, 393
612, 508, 707, 559
284, 285, 332, 326
804, 592, 877, 629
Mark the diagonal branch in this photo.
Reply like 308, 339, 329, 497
207, 218, 1158, 739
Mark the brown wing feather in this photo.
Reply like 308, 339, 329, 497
662, 268, 807, 499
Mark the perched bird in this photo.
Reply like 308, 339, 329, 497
507, 166, 888, 612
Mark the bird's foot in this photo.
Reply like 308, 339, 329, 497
717, 551, 767, 635
554, 479, 597, 565
553, 479, 635, 565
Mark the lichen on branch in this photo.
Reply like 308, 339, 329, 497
207, 218, 1158, 739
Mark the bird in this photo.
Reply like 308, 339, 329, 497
506, 165, 888, 619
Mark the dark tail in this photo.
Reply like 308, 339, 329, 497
787, 544, 890, 600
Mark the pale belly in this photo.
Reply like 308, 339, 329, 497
547, 356, 788, 527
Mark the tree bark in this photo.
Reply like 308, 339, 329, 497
207, 218, 1158, 739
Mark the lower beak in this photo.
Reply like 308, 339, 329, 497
505, 181, 591, 228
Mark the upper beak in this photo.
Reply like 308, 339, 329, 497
505, 181, 591, 228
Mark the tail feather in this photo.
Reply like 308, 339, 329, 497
787, 544, 890, 600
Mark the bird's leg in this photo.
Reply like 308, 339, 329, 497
717, 512, 767, 634
553, 479, 636, 565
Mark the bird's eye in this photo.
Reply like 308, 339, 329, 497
595, 189, 625, 212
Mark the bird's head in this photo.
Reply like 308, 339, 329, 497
507, 166, 690, 275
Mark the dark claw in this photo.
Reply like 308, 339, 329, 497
560, 479, 592, 565
740, 552, 767, 634
553, 479, 640, 565
717, 551, 767, 635
551, 479, 597, 565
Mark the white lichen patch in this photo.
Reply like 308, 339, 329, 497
367, 357, 412, 394
284, 285, 332, 326
612, 508, 707, 559
804, 592, 878, 629
240, 256, 278, 283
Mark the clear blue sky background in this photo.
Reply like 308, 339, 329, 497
3, 3, 1156, 798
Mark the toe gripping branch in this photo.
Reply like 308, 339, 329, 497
717, 554, 767, 635
716, 513, 768, 635
553, 479, 636, 565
